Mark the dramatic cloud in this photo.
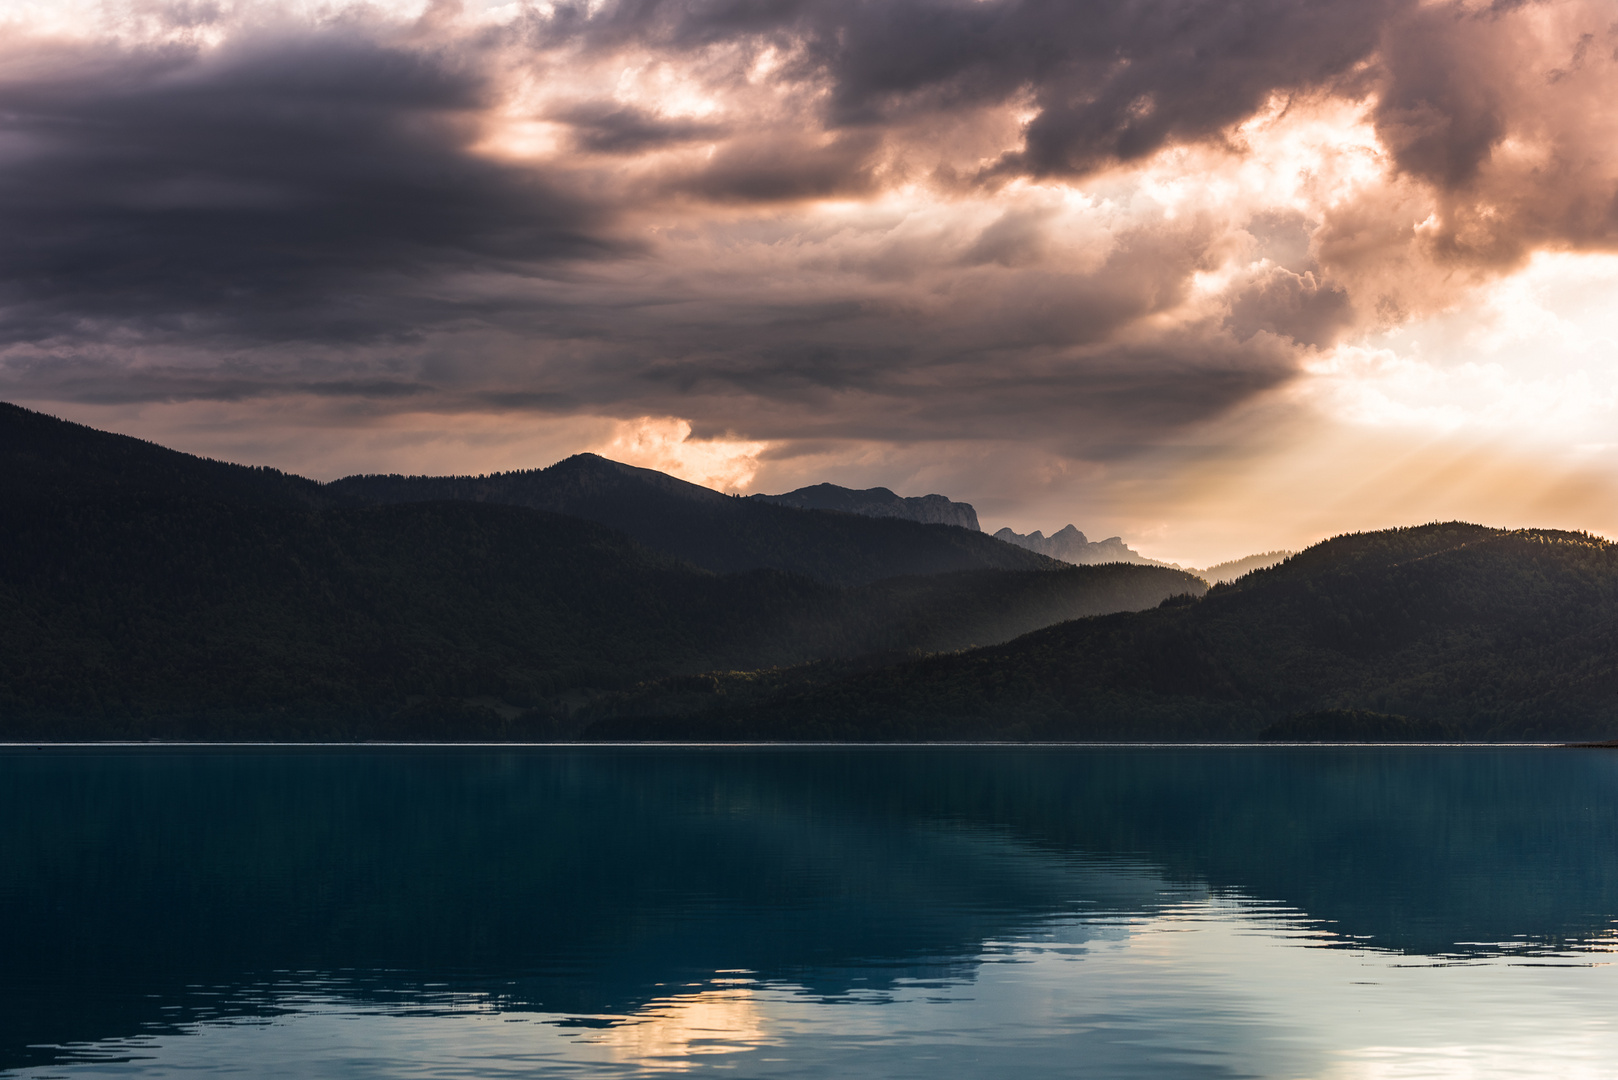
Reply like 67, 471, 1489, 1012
0, 21, 612, 345
4, 0, 1618, 562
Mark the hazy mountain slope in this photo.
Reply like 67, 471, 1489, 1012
582, 563, 1209, 725
1196, 551, 1293, 584
591, 523, 1618, 742
843, 563, 1204, 651
753, 484, 980, 530
330, 456, 1053, 585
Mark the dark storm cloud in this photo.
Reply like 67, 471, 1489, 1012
678, 131, 883, 202
554, 101, 727, 153
549, 0, 1412, 178
0, 29, 613, 347
1312, 1, 1618, 284
1226, 270, 1352, 349
549, 0, 1609, 224
0, 0, 1431, 354
1374, 7, 1506, 189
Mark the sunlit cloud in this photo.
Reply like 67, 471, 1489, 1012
595, 416, 769, 492
1300, 250, 1618, 454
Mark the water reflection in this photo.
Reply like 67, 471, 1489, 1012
2, 746, 1617, 1077
581, 983, 770, 1069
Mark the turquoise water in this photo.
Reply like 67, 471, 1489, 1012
3, 746, 1617, 1078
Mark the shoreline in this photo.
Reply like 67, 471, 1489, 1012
0, 740, 1576, 749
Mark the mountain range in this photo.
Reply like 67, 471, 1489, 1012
6, 402, 1611, 742
0, 403, 1201, 738
329, 459, 1042, 586
993, 527, 1293, 582
744, 487, 1290, 581
992, 525, 1158, 566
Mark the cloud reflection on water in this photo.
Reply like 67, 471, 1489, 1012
13, 894, 1618, 1079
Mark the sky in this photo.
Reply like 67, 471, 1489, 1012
3, 0, 1618, 566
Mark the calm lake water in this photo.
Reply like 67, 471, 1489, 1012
4, 745, 1617, 1079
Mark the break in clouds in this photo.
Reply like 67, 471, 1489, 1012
3, 0, 1618, 481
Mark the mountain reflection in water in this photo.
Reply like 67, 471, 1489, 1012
2, 746, 1616, 1078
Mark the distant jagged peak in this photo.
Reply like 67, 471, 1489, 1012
992, 524, 1162, 566
753, 482, 980, 531
994, 524, 1301, 580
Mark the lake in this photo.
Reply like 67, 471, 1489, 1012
3, 745, 1616, 1078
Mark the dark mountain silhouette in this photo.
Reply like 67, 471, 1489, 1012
588, 523, 1618, 742
753, 483, 980, 530
330, 457, 1048, 585
0, 404, 1200, 739
0, 400, 336, 509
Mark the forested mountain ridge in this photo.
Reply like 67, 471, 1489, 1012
587, 523, 1618, 741
0, 404, 1202, 739
0, 401, 337, 509
330, 455, 1054, 585
753, 484, 981, 530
